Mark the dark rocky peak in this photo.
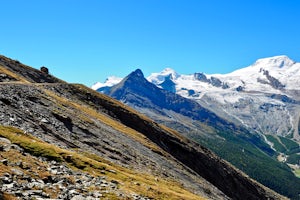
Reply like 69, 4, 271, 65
194, 72, 209, 82
131, 68, 144, 78
209, 77, 229, 89
159, 74, 176, 93
269, 94, 298, 104
194, 73, 229, 89
117, 69, 147, 86
262, 70, 285, 90
107, 69, 157, 100
236, 85, 244, 92
123, 69, 146, 84
210, 76, 222, 87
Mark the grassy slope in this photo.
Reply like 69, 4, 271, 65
0, 126, 205, 200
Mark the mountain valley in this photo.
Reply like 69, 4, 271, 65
94, 55, 300, 199
0, 54, 290, 199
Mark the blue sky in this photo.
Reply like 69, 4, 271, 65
1, 0, 299, 86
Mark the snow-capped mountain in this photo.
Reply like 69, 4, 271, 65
93, 55, 300, 141
147, 55, 300, 96
94, 55, 300, 94
92, 55, 300, 198
142, 56, 300, 140
226, 55, 299, 91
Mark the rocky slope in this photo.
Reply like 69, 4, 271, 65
0, 54, 289, 199
0, 132, 122, 200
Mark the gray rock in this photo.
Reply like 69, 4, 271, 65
68, 189, 79, 196
86, 196, 98, 200
10, 144, 24, 152
23, 190, 44, 197
1, 145, 10, 152
26, 181, 45, 190
11, 168, 24, 176
2, 182, 15, 190
0, 159, 8, 165
50, 169, 58, 175
100, 183, 108, 187
1, 177, 12, 184
71, 195, 86, 200
92, 191, 102, 198
2, 172, 11, 177
22, 175, 32, 181
108, 169, 117, 174
40, 118, 49, 123
0, 137, 11, 144
15, 161, 22, 166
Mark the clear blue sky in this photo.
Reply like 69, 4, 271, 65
1, 0, 299, 86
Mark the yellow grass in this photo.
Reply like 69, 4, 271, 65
0, 65, 30, 83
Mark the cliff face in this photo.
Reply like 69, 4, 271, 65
0, 55, 287, 199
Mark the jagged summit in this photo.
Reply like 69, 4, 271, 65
132, 68, 144, 77
120, 68, 147, 84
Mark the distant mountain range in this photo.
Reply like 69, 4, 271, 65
93, 55, 300, 139
93, 55, 300, 199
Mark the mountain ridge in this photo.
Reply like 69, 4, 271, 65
93, 55, 300, 93
0, 54, 289, 199
93, 55, 300, 140
94, 55, 300, 199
